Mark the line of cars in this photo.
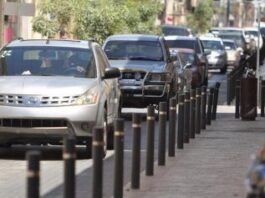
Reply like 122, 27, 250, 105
0, 25, 253, 154
0, 34, 182, 155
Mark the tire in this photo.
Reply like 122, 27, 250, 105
0, 143, 11, 148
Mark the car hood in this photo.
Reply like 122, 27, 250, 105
208, 50, 225, 56
109, 60, 166, 72
0, 76, 98, 95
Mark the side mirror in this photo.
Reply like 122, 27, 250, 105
103, 67, 120, 79
170, 52, 178, 61
204, 49, 211, 56
184, 63, 192, 70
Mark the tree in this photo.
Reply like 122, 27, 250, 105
187, 0, 214, 35
32, 0, 163, 42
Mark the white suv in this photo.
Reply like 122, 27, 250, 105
0, 39, 121, 155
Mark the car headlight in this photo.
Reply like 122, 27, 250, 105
75, 89, 99, 105
149, 73, 170, 81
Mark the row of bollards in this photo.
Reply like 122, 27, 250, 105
25, 82, 221, 198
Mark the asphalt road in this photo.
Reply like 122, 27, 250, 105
0, 71, 227, 198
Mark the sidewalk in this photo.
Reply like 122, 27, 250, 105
123, 107, 265, 198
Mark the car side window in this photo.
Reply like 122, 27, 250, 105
95, 46, 109, 77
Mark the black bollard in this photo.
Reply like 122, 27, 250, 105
195, 88, 201, 134
235, 80, 240, 119
63, 135, 76, 198
184, 92, 190, 143
177, 94, 184, 149
131, 113, 141, 189
168, 98, 177, 157
146, 105, 155, 176
201, 86, 207, 130
113, 118, 124, 198
158, 102, 167, 166
212, 82, 221, 120
206, 88, 214, 125
261, 80, 265, 117
190, 89, 196, 138
26, 151, 41, 198
92, 127, 104, 198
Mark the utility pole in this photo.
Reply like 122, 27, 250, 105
0, 0, 3, 48
226, 0, 231, 26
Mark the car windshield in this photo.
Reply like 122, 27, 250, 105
104, 40, 163, 61
223, 41, 236, 50
162, 27, 189, 36
165, 39, 201, 54
0, 46, 96, 78
201, 40, 224, 51
218, 34, 244, 48
245, 30, 258, 37
178, 51, 196, 67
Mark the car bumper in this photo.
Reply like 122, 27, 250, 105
0, 104, 100, 143
120, 84, 170, 107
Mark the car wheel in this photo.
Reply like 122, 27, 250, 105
0, 143, 11, 148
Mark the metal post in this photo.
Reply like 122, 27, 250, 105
201, 86, 207, 130
184, 92, 190, 143
92, 127, 104, 198
196, 88, 201, 134
227, 74, 231, 105
212, 82, 221, 120
63, 136, 76, 198
113, 119, 124, 198
26, 151, 41, 198
146, 105, 155, 176
235, 80, 240, 119
0, 0, 3, 48
131, 113, 141, 189
177, 94, 184, 149
168, 98, 177, 157
190, 89, 196, 138
261, 80, 265, 117
158, 102, 167, 166
257, 3, 261, 108
207, 88, 214, 125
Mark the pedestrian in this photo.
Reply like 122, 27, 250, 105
246, 143, 265, 198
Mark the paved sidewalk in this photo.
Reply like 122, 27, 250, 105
123, 108, 265, 198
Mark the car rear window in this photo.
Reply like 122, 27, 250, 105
0, 46, 96, 78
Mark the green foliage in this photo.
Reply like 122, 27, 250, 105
32, 0, 163, 42
187, 0, 214, 35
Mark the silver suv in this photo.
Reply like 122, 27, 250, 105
0, 39, 121, 154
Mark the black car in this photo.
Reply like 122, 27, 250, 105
164, 35, 209, 85
161, 25, 192, 36
103, 34, 178, 108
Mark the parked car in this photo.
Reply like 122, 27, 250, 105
244, 27, 263, 50
0, 39, 121, 154
161, 25, 192, 37
164, 35, 208, 85
200, 36, 227, 73
222, 39, 242, 68
217, 32, 249, 55
103, 34, 178, 108
172, 48, 203, 90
